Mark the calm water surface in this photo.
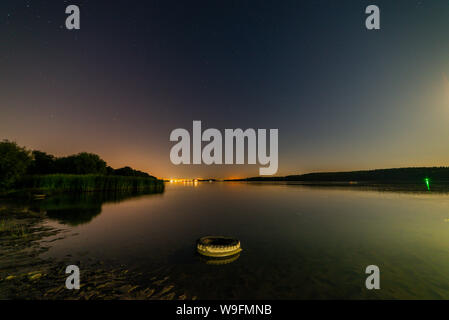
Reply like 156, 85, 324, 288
38, 182, 449, 299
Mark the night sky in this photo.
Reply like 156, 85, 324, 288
1, 0, 449, 179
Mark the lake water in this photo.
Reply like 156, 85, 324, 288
32, 182, 449, 299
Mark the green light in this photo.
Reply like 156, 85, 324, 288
425, 178, 430, 191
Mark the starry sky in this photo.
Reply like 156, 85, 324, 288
1, 0, 449, 179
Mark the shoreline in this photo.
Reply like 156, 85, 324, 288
1, 174, 164, 199
0, 205, 192, 300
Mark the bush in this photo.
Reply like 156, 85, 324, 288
55, 152, 107, 175
27, 151, 56, 174
112, 166, 155, 179
0, 140, 32, 190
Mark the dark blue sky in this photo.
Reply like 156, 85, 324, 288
1, 0, 449, 178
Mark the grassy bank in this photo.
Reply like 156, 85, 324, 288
16, 174, 164, 194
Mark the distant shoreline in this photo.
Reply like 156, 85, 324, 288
224, 167, 449, 184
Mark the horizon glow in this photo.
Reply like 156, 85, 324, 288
1, 1, 449, 179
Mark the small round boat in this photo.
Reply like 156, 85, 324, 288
196, 236, 242, 258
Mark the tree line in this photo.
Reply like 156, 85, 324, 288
228, 167, 449, 183
0, 140, 156, 190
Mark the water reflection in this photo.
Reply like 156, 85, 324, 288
31, 185, 164, 226
198, 253, 241, 265
282, 181, 449, 194
18, 182, 449, 299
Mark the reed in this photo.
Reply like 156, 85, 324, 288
18, 174, 164, 193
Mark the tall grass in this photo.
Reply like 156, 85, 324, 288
18, 174, 164, 193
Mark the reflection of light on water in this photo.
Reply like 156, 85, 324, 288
168, 179, 199, 185
199, 253, 241, 265
425, 178, 430, 191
